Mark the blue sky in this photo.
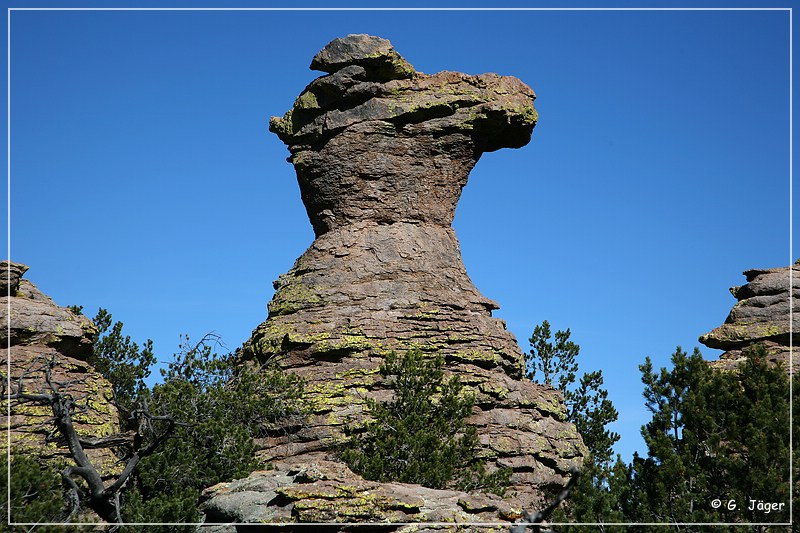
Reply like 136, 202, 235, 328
4, 2, 795, 463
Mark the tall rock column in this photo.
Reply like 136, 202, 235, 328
242, 35, 584, 510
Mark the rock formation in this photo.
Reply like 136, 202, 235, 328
201, 458, 533, 531
1, 260, 120, 476
201, 35, 585, 528
699, 261, 799, 372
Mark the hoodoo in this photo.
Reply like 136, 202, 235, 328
202, 35, 585, 527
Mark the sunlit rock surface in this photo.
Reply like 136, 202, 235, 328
1, 260, 121, 477
700, 261, 799, 373
202, 35, 585, 529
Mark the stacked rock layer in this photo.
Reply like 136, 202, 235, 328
699, 261, 799, 373
224, 34, 585, 521
1, 261, 120, 476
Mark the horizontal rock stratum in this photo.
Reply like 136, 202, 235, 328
700, 261, 799, 372
202, 35, 585, 528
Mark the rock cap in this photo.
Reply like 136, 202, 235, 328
270, 34, 537, 153
1, 260, 29, 295
310, 34, 415, 80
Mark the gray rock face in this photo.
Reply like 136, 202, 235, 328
699, 262, 799, 372
204, 35, 585, 527
201, 458, 527, 531
1, 260, 120, 476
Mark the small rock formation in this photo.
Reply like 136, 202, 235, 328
202, 35, 585, 527
699, 261, 799, 372
1, 261, 120, 476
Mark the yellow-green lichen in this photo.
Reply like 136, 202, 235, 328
478, 382, 509, 400
449, 350, 500, 367
314, 334, 384, 356
334, 366, 380, 387
269, 281, 323, 316
489, 435, 519, 455
295, 90, 320, 111
251, 322, 331, 357
306, 382, 365, 414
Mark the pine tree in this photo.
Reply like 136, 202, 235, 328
116, 333, 307, 527
526, 321, 623, 528
9, 309, 307, 527
341, 349, 510, 494
630, 345, 790, 530
88, 308, 156, 415
0, 453, 67, 532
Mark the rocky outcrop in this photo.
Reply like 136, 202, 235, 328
201, 35, 585, 528
699, 261, 799, 372
1, 260, 120, 476
201, 458, 523, 532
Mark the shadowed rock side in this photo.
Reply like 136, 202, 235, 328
699, 261, 799, 373
1, 261, 121, 476
204, 35, 585, 527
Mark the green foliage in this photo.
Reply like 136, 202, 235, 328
24, 308, 308, 526
341, 349, 510, 494
569, 370, 620, 469
526, 321, 623, 528
117, 334, 307, 524
526, 320, 579, 393
89, 308, 156, 415
527, 326, 791, 530
0, 452, 67, 532
119, 487, 200, 533
627, 345, 790, 528
526, 321, 619, 463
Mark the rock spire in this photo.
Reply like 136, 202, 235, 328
204, 35, 585, 526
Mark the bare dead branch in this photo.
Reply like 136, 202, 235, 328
10, 353, 180, 525
61, 465, 89, 521
78, 431, 137, 449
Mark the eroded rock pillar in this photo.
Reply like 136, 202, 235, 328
243, 34, 585, 507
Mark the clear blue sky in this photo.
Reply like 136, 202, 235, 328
4, 1, 795, 463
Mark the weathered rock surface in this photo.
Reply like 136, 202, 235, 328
201, 35, 585, 528
699, 261, 799, 372
1, 260, 120, 476
201, 458, 520, 532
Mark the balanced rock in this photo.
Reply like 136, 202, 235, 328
1, 261, 120, 476
699, 261, 799, 372
205, 35, 585, 526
